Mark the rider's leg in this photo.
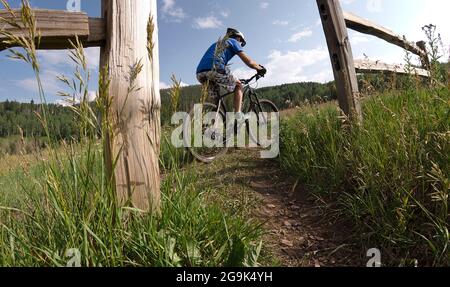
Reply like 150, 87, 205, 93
232, 80, 248, 147
233, 80, 249, 128
233, 80, 244, 113
210, 81, 221, 105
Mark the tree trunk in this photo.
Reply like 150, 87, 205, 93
100, 0, 161, 212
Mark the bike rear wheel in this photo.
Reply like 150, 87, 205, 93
183, 103, 228, 163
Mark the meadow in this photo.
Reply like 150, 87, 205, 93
280, 86, 449, 266
0, 0, 448, 267
0, 134, 267, 266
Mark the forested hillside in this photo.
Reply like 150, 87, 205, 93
1, 81, 337, 135
0, 100, 76, 138
160, 81, 336, 125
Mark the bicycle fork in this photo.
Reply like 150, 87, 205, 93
209, 99, 222, 131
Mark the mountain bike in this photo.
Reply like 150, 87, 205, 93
183, 73, 279, 163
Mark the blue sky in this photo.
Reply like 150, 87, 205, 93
0, 0, 449, 103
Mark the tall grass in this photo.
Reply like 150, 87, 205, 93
0, 146, 263, 266
280, 87, 449, 266
0, 0, 262, 266
280, 23, 449, 266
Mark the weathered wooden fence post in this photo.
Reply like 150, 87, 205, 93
100, 0, 161, 212
317, 0, 362, 123
416, 41, 430, 70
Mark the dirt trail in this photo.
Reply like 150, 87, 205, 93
193, 148, 364, 267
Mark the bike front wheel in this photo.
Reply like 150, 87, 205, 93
246, 99, 279, 148
183, 103, 228, 163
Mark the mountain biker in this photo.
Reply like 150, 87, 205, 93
196, 28, 267, 122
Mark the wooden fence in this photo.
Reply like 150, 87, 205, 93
316, 0, 430, 122
0, 0, 160, 212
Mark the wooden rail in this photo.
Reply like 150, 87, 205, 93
354, 59, 430, 77
344, 11, 427, 61
0, 9, 105, 50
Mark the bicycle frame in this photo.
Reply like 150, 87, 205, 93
186, 73, 277, 162
214, 76, 263, 116
207, 76, 263, 133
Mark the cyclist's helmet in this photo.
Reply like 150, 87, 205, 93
226, 28, 247, 47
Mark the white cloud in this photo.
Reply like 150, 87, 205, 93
37, 47, 99, 70
288, 28, 313, 43
13, 69, 61, 93
315, 18, 322, 27
339, 0, 357, 5
307, 69, 334, 83
220, 11, 229, 18
84, 48, 100, 69
193, 16, 223, 29
54, 99, 71, 107
339, 0, 383, 12
55, 90, 97, 106
6, 47, 100, 103
87, 90, 97, 101
234, 47, 332, 87
260, 2, 269, 9
13, 66, 98, 101
273, 20, 289, 26
160, 81, 189, 89
160, 81, 170, 89
38, 50, 72, 66
350, 34, 372, 45
410, 0, 450, 52
14, 69, 62, 95
161, 0, 186, 22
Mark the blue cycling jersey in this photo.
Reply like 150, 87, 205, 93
196, 38, 244, 74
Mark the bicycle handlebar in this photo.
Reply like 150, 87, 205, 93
240, 74, 262, 85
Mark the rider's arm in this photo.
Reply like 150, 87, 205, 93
237, 52, 263, 71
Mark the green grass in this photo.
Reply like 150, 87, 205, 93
0, 136, 47, 157
0, 160, 43, 207
279, 87, 449, 266
159, 128, 193, 172
0, 138, 263, 267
